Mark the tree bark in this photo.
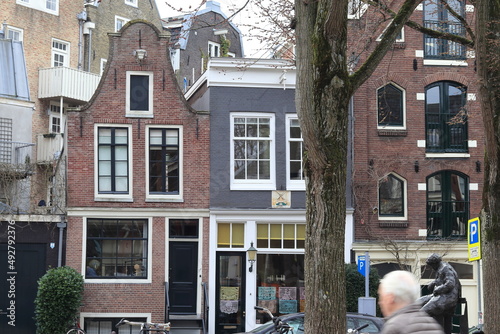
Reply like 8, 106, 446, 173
294, 0, 420, 333
475, 0, 500, 332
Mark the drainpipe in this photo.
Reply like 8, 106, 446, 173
77, 11, 87, 71
57, 220, 67, 267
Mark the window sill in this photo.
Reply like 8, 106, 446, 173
94, 196, 134, 202
230, 182, 276, 191
379, 222, 408, 228
377, 129, 407, 137
84, 277, 151, 284
425, 153, 470, 158
145, 197, 184, 203
423, 59, 468, 66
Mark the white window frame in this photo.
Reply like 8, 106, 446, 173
286, 114, 305, 191
51, 38, 69, 67
6, 26, 23, 42
376, 82, 407, 130
376, 22, 405, 42
145, 125, 184, 202
94, 124, 133, 202
49, 112, 61, 133
230, 112, 276, 190
378, 172, 408, 221
126, 71, 154, 117
348, 0, 368, 19
82, 217, 152, 283
208, 41, 221, 57
124, 0, 138, 7
115, 15, 130, 32
16, 0, 59, 15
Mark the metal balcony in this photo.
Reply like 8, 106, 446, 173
0, 140, 34, 179
38, 66, 100, 102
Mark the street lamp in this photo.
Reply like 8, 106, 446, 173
247, 242, 257, 272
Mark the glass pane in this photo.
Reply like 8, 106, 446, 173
115, 161, 128, 176
259, 119, 270, 137
259, 161, 270, 179
234, 140, 246, 159
99, 177, 111, 192
98, 146, 111, 160
218, 223, 230, 248
247, 141, 258, 159
232, 224, 244, 247
283, 225, 295, 249
379, 175, 403, 216
115, 129, 128, 143
270, 224, 282, 249
247, 118, 258, 137
378, 84, 403, 125
234, 160, 246, 179
247, 160, 258, 179
170, 219, 199, 238
290, 142, 302, 160
257, 224, 268, 248
427, 175, 442, 200
290, 162, 302, 180
115, 146, 128, 160
426, 86, 440, 114
448, 85, 464, 115
98, 161, 111, 175
130, 75, 149, 111
259, 141, 270, 159
150, 129, 162, 145
424, 0, 438, 21
290, 119, 301, 138
99, 129, 111, 144
166, 130, 179, 145
115, 177, 128, 191
234, 123, 245, 137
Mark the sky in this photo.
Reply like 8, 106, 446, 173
155, 0, 268, 57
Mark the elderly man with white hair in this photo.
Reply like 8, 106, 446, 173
378, 270, 444, 334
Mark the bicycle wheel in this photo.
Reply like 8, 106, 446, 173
66, 328, 86, 334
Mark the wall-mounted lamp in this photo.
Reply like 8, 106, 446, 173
247, 242, 257, 272
476, 160, 481, 173
413, 58, 418, 71
414, 160, 419, 173
134, 49, 147, 63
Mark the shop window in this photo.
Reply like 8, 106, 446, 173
255, 253, 305, 322
85, 218, 148, 279
257, 223, 305, 249
217, 223, 245, 248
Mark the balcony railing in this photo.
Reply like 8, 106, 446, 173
424, 20, 466, 60
38, 66, 100, 102
36, 133, 63, 164
0, 140, 34, 178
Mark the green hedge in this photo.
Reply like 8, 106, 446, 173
346, 263, 380, 315
35, 266, 84, 334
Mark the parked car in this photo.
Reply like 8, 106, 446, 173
238, 312, 384, 334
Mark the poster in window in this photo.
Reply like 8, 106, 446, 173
220, 300, 239, 314
279, 287, 297, 300
257, 300, 277, 313
258, 286, 276, 300
279, 300, 297, 314
220, 287, 239, 300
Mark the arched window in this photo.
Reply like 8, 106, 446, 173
425, 81, 467, 152
427, 170, 469, 238
379, 173, 406, 218
377, 83, 405, 128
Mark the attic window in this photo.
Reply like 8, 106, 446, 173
126, 71, 154, 118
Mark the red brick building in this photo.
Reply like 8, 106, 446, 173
349, 1, 482, 323
66, 21, 209, 333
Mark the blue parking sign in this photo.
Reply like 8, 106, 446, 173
468, 218, 481, 261
358, 256, 366, 277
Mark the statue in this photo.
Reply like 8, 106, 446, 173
418, 254, 461, 334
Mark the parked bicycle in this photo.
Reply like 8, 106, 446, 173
66, 317, 86, 334
116, 318, 171, 334
254, 306, 295, 334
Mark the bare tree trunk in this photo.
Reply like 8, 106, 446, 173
294, 0, 422, 332
476, 0, 500, 332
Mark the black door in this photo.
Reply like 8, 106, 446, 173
169, 241, 198, 314
215, 252, 246, 334
0, 243, 46, 334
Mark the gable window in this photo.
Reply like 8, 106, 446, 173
424, 0, 466, 59
147, 127, 182, 198
208, 41, 220, 57
97, 127, 129, 194
425, 81, 467, 152
286, 115, 305, 190
6, 26, 23, 42
377, 83, 405, 128
231, 113, 275, 190
52, 39, 69, 67
378, 173, 406, 219
427, 171, 468, 238
115, 16, 130, 32
85, 218, 148, 279
126, 71, 153, 117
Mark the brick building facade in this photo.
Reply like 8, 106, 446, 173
65, 21, 209, 333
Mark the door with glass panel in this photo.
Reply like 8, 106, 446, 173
215, 252, 246, 334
